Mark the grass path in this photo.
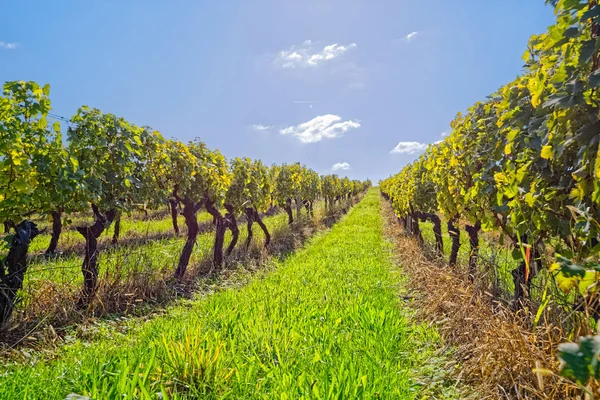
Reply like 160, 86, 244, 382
1, 190, 445, 399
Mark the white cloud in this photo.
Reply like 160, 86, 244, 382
274, 41, 357, 69
250, 124, 272, 131
441, 131, 448, 137
280, 114, 360, 144
294, 100, 314, 109
404, 32, 419, 42
390, 141, 429, 154
332, 162, 351, 171
0, 41, 18, 50
433, 140, 443, 145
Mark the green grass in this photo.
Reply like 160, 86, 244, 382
0, 189, 447, 399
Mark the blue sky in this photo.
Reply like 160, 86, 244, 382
1, 1, 555, 182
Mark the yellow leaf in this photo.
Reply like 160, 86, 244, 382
555, 273, 577, 294
578, 271, 599, 296
10, 150, 22, 165
528, 77, 543, 108
541, 145, 553, 160
524, 192, 536, 207
494, 172, 507, 184
570, 187, 581, 200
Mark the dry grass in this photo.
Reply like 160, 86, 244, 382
381, 196, 582, 399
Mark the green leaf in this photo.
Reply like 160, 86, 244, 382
563, 27, 580, 38
576, 121, 600, 144
556, 255, 587, 278
588, 69, 600, 89
581, 5, 600, 22
542, 94, 571, 109
558, 335, 600, 385
579, 39, 596, 66
560, 262, 587, 278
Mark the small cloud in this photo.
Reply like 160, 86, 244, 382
268, 41, 364, 89
332, 162, 351, 171
441, 131, 448, 137
294, 100, 314, 109
250, 124, 272, 131
390, 141, 428, 154
405, 32, 419, 42
0, 41, 18, 50
280, 114, 360, 144
274, 41, 357, 69
433, 140, 443, 145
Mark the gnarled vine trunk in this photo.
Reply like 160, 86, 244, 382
112, 212, 121, 244
76, 205, 117, 309
408, 210, 423, 244
0, 220, 39, 327
398, 217, 408, 234
174, 197, 203, 279
245, 207, 271, 249
225, 204, 239, 256
214, 218, 227, 267
284, 198, 293, 225
303, 200, 311, 217
405, 215, 414, 237
205, 200, 232, 269
512, 264, 528, 305
430, 214, 443, 257
245, 209, 254, 249
169, 198, 180, 235
465, 221, 481, 282
415, 212, 443, 257
254, 210, 271, 246
295, 196, 302, 220
45, 209, 62, 255
447, 218, 461, 267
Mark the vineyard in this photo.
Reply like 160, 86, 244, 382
381, 0, 600, 397
0, 82, 370, 336
4, 0, 600, 399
